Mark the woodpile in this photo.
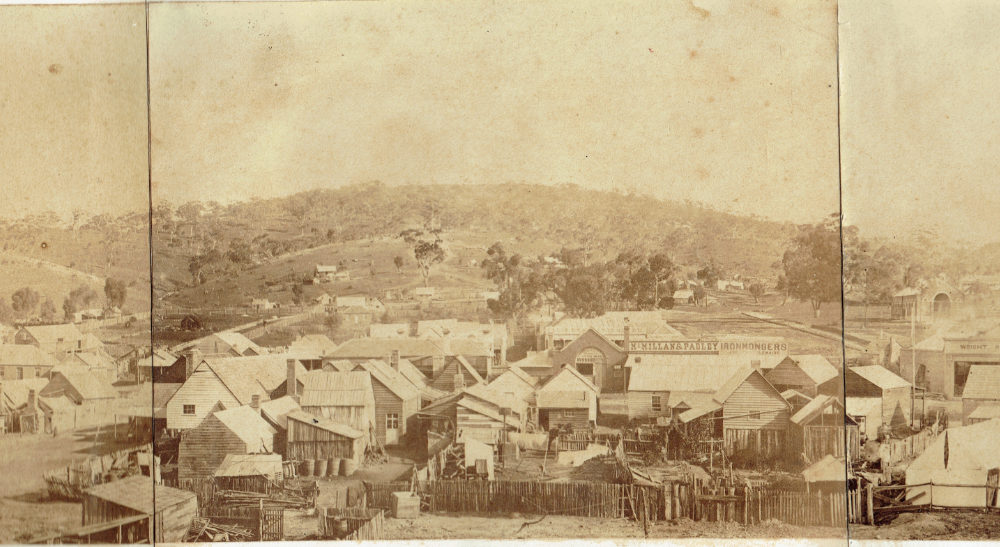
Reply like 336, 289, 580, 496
185, 518, 255, 542
213, 485, 315, 509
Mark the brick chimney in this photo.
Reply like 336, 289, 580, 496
390, 350, 400, 372
623, 316, 631, 351
287, 359, 298, 401
183, 348, 201, 379
250, 394, 260, 411
28, 389, 37, 414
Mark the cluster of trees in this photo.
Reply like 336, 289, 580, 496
480, 216, 845, 320
0, 277, 129, 326
481, 243, 684, 318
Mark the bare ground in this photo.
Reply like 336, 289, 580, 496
380, 513, 846, 540
850, 510, 1000, 540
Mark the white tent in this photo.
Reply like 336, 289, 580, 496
905, 419, 1000, 508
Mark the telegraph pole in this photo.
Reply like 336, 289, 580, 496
911, 300, 917, 429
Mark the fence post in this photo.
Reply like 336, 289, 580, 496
866, 484, 874, 525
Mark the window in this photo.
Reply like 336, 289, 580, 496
749, 411, 761, 420
386, 413, 400, 429
16, 367, 23, 380
183, 404, 196, 415
651, 395, 662, 412
575, 348, 605, 377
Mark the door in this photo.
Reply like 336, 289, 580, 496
385, 413, 399, 445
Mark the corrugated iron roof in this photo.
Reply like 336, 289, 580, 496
259, 395, 301, 429
286, 410, 363, 439
85, 475, 193, 513
300, 370, 373, 407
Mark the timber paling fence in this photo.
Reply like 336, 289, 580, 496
364, 479, 848, 527
319, 507, 385, 540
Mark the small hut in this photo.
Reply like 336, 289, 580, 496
213, 453, 284, 494
286, 410, 366, 466
82, 475, 197, 543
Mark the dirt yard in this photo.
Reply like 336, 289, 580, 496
381, 512, 846, 540
851, 511, 1000, 540
0, 428, 135, 542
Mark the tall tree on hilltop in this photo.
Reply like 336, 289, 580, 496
400, 228, 445, 288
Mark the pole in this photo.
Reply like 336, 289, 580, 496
911, 304, 916, 428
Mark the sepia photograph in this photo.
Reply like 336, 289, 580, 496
148, 0, 844, 542
0, 0, 997, 544
840, 0, 1000, 540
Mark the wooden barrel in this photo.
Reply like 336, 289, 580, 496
315, 458, 328, 477
327, 458, 341, 477
340, 458, 357, 476
302, 459, 315, 477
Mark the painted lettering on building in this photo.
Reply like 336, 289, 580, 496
627, 339, 788, 355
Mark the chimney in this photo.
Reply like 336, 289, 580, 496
287, 359, 299, 401
184, 348, 202, 379
623, 317, 631, 352
28, 389, 37, 414
250, 394, 261, 411
432, 354, 446, 375
391, 350, 400, 372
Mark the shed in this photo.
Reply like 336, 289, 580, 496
82, 475, 197, 543
536, 365, 598, 429
765, 354, 840, 397
178, 405, 276, 483
214, 453, 284, 492
845, 365, 911, 437
790, 394, 861, 463
711, 367, 791, 461
299, 370, 376, 432
960, 365, 1000, 425
286, 410, 366, 465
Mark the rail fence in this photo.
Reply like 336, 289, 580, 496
851, 479, 1000, 525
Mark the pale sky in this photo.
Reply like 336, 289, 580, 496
149, 0, 840, 225
840, 0, 1000, 245
0, 4, 148, 220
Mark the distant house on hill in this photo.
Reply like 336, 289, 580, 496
165, 355, 307, 431
315, 264, 338, 282
178, 405, 276, 482
14, 324, 90, 354
250, 298, 276, 312
672, 289, 695, 304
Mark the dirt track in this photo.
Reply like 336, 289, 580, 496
851, 511, 1000, 540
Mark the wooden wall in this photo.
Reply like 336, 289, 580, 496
301, 404, 371, 432
369, 378, 419, 446
178, 414, 252, 482
155, 495, 199, 543
286, 418, 364, 464
722, 373, 789, 430
540, 408, 589, 430
166, 365, 241, 431
764, 361, 818, 397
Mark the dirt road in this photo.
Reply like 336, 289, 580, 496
851, 511, 1000, 540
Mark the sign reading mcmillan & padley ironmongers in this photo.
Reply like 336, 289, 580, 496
627, 338, 789, 355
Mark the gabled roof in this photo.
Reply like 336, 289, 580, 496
781, 389, 813, 403
299, 370, 373, 407
286, 409, 363, 439
394, 358, 446, 401
509, 350, 553, 370
790, 394, 845, 425
540, 364, 598, 393
203, 355, 307, 405
85, 475, 193, 513
491, 366, 537, 389
259, 395, 301, 429
289, 334, 338, 356
961, 365, 1000, 400
786, 354, 839, 385
536, 390, 592, 409
214, 454, 283, 478
329, 337, 444, 359
150, 349, 179, 368
355, 360, 420, 401
455, 396, 520, 428
212, 332, 262, 355
849, 365, 910, 390
434, 355, 485, 385
0, 344, 58, 367
0, 378, 48, 409
19, 324, 84, 345
464, 383, 528, 417
48, 370, 118, 400
212, 405, 277, 447
712, 367, 786, 406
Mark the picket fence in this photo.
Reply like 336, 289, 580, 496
365, 479, 848, 528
